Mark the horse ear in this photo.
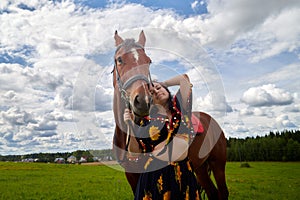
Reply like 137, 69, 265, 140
138, 30, 146, 47
114, 30, 124, 46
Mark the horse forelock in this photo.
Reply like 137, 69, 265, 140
115, 39, 144, 55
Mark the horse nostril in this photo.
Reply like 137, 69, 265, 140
133, 94, 151, 115
134, 95, 140, 106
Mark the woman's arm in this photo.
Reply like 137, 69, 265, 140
162, 74, 192, 111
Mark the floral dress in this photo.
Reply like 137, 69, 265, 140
134, 90, 200, 200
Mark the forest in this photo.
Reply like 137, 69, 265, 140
227, 129, 300, 161
1, 130, 299, 162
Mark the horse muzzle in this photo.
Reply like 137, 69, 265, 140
132, 93, 152, 117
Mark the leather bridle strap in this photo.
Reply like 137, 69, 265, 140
122, 75, 150, 90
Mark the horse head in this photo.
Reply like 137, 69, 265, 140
113, 30, 153, 118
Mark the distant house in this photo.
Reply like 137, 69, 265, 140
79, 157, 87, 163
93, 156, 100, 162
22, 158, 35, 162
67, 155, 77, 164
54, 157, 65, 164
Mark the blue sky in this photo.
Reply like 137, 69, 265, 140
0, 0, 299, 155
77, 0, 207, 15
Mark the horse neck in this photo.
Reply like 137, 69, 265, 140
113, 88, 126, 130
112, 88, 129, 164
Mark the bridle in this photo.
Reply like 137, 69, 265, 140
112, 43, 154, 110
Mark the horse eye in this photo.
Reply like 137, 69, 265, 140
117, 57, 123, 64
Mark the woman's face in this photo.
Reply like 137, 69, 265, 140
150, 82, 169, 106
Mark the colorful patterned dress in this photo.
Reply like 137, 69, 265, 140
134, 90, 200, 200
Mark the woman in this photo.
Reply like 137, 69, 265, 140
124, 74, 200, 200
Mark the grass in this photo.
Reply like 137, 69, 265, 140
0, 162, 133, 200
226, 162, 300, 200
0, 162, 299, 199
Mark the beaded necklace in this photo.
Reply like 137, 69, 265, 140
138, 94, 194, 152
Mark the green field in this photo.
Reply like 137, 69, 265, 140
0, 162, 299, 200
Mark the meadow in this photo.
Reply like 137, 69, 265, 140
0, 161, 299, 200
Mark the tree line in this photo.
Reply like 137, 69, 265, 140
0, 149, 115, 163
1, 130, 299, 162
227, 130, 300, 161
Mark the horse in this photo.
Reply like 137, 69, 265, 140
112, 30, 229, 200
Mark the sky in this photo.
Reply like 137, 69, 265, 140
0, 0, 299, 155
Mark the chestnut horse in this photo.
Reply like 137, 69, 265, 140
112, 31, 229, 200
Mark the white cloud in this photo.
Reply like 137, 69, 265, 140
3, 90, 17, 101
222, 120, 250, 138
274, 114, 297, 129
239, 108, 253, 116
203, 0, 300, 45
248, 63, 300, 89
193, 91, 232, 115
231, 125, 249, 133
241, 84, 294, 107
284, 104, 300, 113
1, 107, 36, 126
0, 106, 60, 151
249, 7, 300, 62
51, 110, 74, 121
191, 1, 199, 11
0, 64, 28, 92
27, 118, 57, 131
191, 1, 199, 10
95, 84, 113, 112
239, 107, 274, 117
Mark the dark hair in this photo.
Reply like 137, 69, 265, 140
150, 82, 174, 115
161, 84, 174, 112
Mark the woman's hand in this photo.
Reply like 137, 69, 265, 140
123, 108, 133, 124
124, 108, 141, 154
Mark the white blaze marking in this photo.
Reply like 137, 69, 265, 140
131, 48, 139, 62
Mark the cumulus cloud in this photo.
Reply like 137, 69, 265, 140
203, 0, 300, 46
3, 90, 17, 101
248, 7, 300, 62
239, 107, 274, 117
193, 91, 232, 114
0, 64, 29, 92
44, 109, 73, 122
274, 114, 297, 129
191, 1, 199, 11
1, 0, 299, 59
0, 106, 58, 151
0, 105, 85, 153
241, 84, 293, 107
248, 63, 300, 87
1, 107, 36, 126
284, 104, 300, 113
27, 118, 57, 131
222, 120, 250, 138
95, 85, 113, 112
